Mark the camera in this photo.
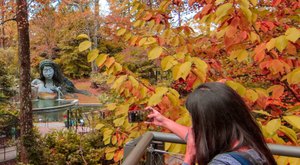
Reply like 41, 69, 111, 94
128, 109, 152, 123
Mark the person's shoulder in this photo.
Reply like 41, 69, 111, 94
209, 153, 241, 165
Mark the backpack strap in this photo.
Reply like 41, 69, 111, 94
227, 152, 252, 165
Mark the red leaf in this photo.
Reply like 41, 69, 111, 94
272, 0, 282, 6
254, 51, 266, 63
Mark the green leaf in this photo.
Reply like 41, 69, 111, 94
283, 116, 300, 129
161, 56, 178, 71
285, 28, 300, 43
95, 54, 108, 66
275, 36, 288, 52
148, 46, 163, 60
117, 28, 126, 36
77, 34, 89, 40
87, 49, 99, 62
215, 3, 233, 22
78, 41, 91, 52
279, 126, 297, 143
148, 93, 163, 106
265, 119, 281, 137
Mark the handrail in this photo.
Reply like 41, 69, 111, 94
122, 131, 300, 165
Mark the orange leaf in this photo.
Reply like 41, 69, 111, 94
201, 4, 213, 18
254, 51, 266, 63
272, 0, 282, 6
143, 12, 153, 21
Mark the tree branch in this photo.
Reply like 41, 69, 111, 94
0, 17, 16, 25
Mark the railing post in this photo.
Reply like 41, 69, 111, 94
146, 141, 164, 165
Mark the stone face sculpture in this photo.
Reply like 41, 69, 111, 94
31, 59, 88, 99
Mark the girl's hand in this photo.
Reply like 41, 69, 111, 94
184, 127, 196, 164
146, 107, 169, 127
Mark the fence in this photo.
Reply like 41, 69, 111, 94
123, 131, 300, 165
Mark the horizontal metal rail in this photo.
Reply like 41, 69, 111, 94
122, 131, 300, 165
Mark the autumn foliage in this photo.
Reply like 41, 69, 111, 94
77, 0, 300, 163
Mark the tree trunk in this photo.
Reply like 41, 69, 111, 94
16, 0, 33, 163
0, 0, 5, 48
91, 0, 99, 73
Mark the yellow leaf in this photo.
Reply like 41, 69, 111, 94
287, 68, 300, 85
144, 37, 157, 45
239, 0, 250, 8
113, 116, 125, 127
155, 87, 168, 95
272, 134, 285, 144
240, 6, 252, 22
106, 103, 117, 110
250, 32, 258, 42
105, 57, 115, 68
166, 93, 179, 106
77, 34, 89, 40
229, 49, 248, 61
169, 88, 180, 98
87, 49, 99, 62
192, 57, 208, 73
133, 20, 141, 27
245, 89, 258, 102
148, 46, 163, 60
106, 152, 114, 160
138, 37, 147, 46
226, 81, 246, 96
283, 116, 300, 129
279, 126, 297, 143
172, 62, 192, 80
95, 54, 108, 67
250, 0, 257, 6
277, 156, 289, 165
105, 147, 117, 153
116, 28, 126, 36
124, 32, 132, 41
78, 41, 91, 52
129, 76, 139, 87
285, 28, 300, 43
265, 119, 281, 137
95, 123, 105, 130
112, 75, 127, 90
161, 56, 178, 71
114, 62, 123, 73
252, 110, 271, 116
215, 3, 233, 23
116, 104, 129, 116
215, 0, 225, 5
266, 38, 276, 51
130, 3, 139, 14
148, 93, 164, 106
288, 157, 300, 165
275, 36, 288, 52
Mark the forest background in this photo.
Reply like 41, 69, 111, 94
0, 0, 299, 164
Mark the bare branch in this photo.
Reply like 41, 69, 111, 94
0, 17, 16, 25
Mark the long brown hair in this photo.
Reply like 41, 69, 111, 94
185, 82, 276, 164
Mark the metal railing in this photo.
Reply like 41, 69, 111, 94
122, 131, 300, 165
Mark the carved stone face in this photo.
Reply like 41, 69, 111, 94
43, 66, 54, 80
